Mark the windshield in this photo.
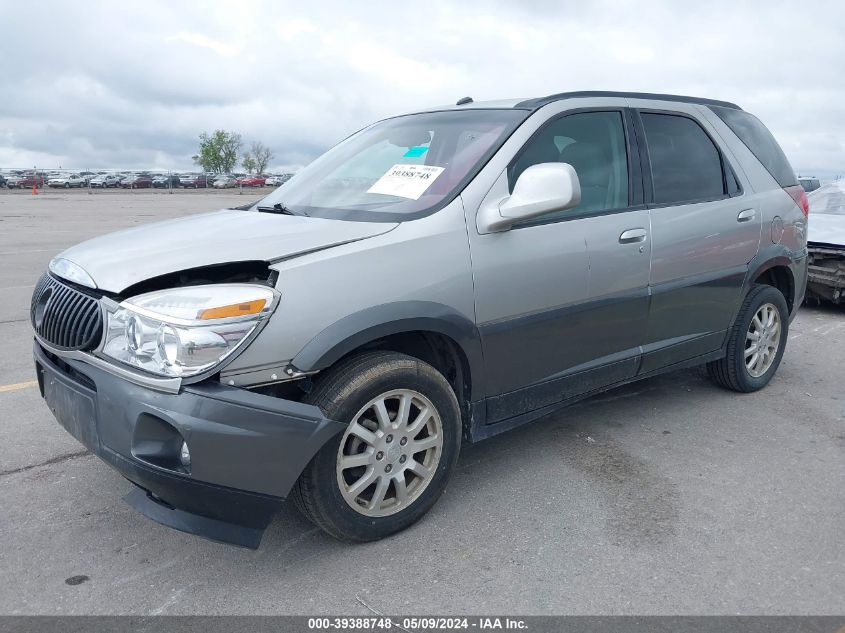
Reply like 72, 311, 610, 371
256, 109, 528, 222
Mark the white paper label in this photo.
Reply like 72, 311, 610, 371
367, 164, 445, 200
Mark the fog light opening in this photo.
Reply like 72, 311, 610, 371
131, 413, 192, 474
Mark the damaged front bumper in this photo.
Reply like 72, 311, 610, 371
807, 243, 845, 304
33, 340, 344, 548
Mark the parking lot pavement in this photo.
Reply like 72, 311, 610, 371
0, 192, 842, 615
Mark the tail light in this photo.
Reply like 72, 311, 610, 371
784, 185, 810, 217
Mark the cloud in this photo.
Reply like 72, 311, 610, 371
169, 31, 242, 58
0, 0, 842, 177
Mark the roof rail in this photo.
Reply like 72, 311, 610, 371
515, 91, 742, 110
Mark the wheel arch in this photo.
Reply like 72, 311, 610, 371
746, 250, 797, 313
291, 301, 485, 405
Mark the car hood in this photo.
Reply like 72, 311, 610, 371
808, 213, 845, 247
56, 208, 398, 293
807, 182, 845, 247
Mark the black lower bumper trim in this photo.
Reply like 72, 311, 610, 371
98, 446, 282, 530
124, 487, 265, 549
34, 339, 345, 547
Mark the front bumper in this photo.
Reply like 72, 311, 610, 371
33, 341, 344, 547
807, 243, 845, 303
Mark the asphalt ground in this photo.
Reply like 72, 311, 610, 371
0, 189, 842, 615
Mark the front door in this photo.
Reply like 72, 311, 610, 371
468, 109, 651, 424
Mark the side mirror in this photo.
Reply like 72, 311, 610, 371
478, 163, 582, 232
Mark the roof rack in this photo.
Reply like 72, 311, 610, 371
515, 91, 742, 111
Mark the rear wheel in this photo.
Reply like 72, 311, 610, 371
292, 351, 461, 542
707, 284, 789, 392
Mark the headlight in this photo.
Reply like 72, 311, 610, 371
102, 284, 277, 378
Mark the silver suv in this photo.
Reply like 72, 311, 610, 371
31, 91, 809, 546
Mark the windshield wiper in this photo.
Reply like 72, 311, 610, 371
256, 202, 302, 216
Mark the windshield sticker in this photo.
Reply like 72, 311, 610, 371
403, 146, 429, 158
367, 164, 445, 200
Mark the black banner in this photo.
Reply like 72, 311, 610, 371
0, 616, 842, 633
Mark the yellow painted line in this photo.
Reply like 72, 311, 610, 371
0, 380, 38, 393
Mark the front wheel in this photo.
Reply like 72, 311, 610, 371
707, 284, 789, 392
292, 351, 461, 542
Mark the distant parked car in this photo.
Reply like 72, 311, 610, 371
264, 175, 286, 186
90, 174, 122, 188
152, 174, 182, 189
0, 174, 6, 188
48, 174, 86, 188
799, 177, 821, 193
179, 174, 209, 188
235, 174, 266, 187
17, 172, 45, 188
212, 175, 237, 188
120, 174, 153, 189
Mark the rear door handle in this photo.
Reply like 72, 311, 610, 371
737, 208, 756, 222
619, 228, 647, 244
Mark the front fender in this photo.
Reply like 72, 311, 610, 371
291, 301, 485, 401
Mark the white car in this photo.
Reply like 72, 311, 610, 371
47, 174, 86, 188
213, 175, 237, 188
265, 174, 292, 186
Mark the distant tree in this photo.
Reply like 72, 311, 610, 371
250, 141, 274, 174
192, 130, 242, 174
242, 154, 257, 173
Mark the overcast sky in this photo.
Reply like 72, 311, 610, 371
1, 0, 842, 177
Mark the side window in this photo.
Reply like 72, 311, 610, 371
508, 111, 629, 219
640, 113, 726, 205
726, 165, 741, 196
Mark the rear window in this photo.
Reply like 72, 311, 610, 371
709, 106, 797, 188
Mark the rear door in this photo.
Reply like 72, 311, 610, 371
631, 104, 760, 373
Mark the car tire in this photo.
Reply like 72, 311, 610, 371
707, 284, 789, 393
292, 351, 461, 542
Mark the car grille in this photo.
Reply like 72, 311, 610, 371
30, 273, 103, 351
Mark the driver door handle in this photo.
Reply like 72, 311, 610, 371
619, 228, 647, 244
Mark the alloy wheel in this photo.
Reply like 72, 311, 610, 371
336, 389, 443, 517
745, 302, 781, 378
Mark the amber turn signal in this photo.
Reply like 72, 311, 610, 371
198, 299, 267, 320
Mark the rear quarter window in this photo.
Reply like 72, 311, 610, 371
709, 106, 797, 188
